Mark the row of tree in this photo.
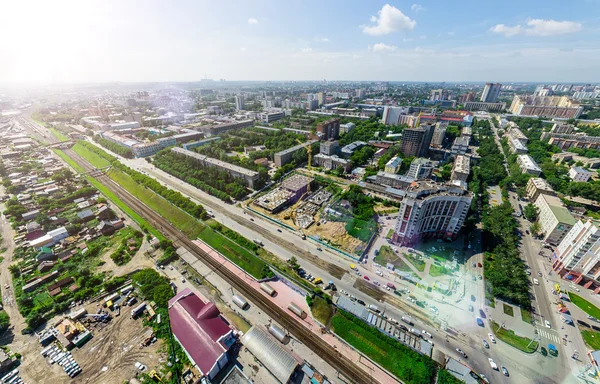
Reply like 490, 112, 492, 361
79, 141, 207, 219
95, 136, 134, 158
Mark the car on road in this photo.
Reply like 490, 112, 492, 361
478, 274, 482, 280
545, 320, 551, 329
501, 366, 509, 376
317, 247, 322, 251
468, 304, 474, 312
376, 270, 383, 276
526, 269, 531, 275
471, 294, 476, 302
477, 262, 482, 267
181, 277, 186, 283
169, 266, 174, 270
277, 229, 282, 232
456, 348, 467, 358
538, 271, 543, 277
472, 262, 476, 268
479, 309, 486, 318
477, 318, 484, 327
472, 275, 476, 281
363, 276, 370, 281
422, 330, 432, 338
533, 278, 539, 285
357, 299, 366, 306
482, 339, 489, 348
3, 284, 8, 289
488, 333, 496, 343
488, 358, 498, 370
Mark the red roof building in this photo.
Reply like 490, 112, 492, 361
168, 288, 236, 380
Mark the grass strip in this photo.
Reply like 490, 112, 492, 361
309, 295, 333, 325
581, 330, 600, 350
331, 310, 436, 384
569, 292, 600, 320
490, 320, 538, 353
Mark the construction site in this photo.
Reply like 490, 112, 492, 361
252, 172, 369, 255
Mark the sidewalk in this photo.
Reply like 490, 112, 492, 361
489, 299, 536, 338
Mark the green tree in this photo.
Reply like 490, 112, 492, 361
523, 203, 538, 221
530, 222, 542, 236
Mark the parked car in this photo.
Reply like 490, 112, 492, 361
482, 339, 489, 348
501, 366, 509, 376
422, 330, 433, 338
357, 299, 366, 306
456, 348, 467, 358
477, 318, 484, 327
468, 304, 474, 312
363, 276, 370, 281
545, 320, 552, 329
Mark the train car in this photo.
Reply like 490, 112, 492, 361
260, 282, 276, 297
131, 302, 147, 318
287, 302, 307, 319
120, 285, 134, 295
268, 324, 289, 344
232, 295, 249, 310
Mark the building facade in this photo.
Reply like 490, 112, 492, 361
517, 154, 542, 176
569, 166, 592, 182
525, 178, 555, 202
406, 157, 437, 179
319, 140, 339, 156
384, 156, 402, 174
553, 220, 600, 280
235, 95, 245, 111
509, 95, 584, 119
430, 122, 448, 148
274, 140, 318, 167
316, 118, 340, 140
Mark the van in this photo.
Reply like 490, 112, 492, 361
368, 304, 378, 312
533, 278, 539, 285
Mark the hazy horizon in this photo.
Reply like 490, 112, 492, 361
1, 0, 598, 84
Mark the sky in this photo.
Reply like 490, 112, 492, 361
0, 0, 599, 84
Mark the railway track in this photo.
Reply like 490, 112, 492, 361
63, 149, 382, 384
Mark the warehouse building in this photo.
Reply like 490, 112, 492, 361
168, 288, 236, 381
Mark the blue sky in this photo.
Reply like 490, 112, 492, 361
0, 0, 599, 84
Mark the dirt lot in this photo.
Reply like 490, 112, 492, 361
72, 305, 164, 384
306, 220, 364, 254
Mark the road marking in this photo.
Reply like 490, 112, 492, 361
538, 329, 560, 343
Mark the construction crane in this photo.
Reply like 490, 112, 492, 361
297, 138, 313, 175
415, 111, 423, 127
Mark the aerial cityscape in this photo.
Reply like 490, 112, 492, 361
1, 1, 600, 384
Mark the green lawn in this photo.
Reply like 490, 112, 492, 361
503, 303, 514, 317
521, 309, 533, 324
569, 292, 600, 319
386, 229, 394, 239
197, 227, 267, 279
490, 320, 538, 353
331, 310, 436, 384
374, 246, 412, 272
404, 253, 426, 272
72, 142, 111, 168
107, 169, 204, 239
429, 264, 450, 277
310, 295, 333, 325
48, 128, 69, 142
582, 330, 600, 350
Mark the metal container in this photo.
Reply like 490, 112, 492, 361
130, 302, 147, 318
260, 282, 276, 297
268, 324, 289, 344
232, 295, 249, 310
287, 302, 307, 319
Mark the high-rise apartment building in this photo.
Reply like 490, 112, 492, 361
355, 89, 366, 99
317, 92, 326, 106
535, 194, 577, 245
430, 89, 447, 101
235, 95, 245, 111
450, 155, 470, 182
316, 118, 340, 140
406, 158, 437, 179
400, 123, 434, 158
382, 106, 410, 126
553, 220, 600, 282
392, 181, 472, 245
430, 122, 448, 148
319, 140, 339, 156
480, 83, 502, 103
509, 95, 583, 119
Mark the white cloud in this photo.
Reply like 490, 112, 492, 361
240, 47, 247, 52
300, 47, 313, 53
490, 19, 582, 37
361, 4, 416, 36
247, 18, 258, 25
448, 31, 455, 36
314, 37, 330, 42
411, 4, 425, 12
370, 43, 398, 52
525, 19, 583, 36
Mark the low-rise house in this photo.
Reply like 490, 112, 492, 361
36, 247, 55, 262
22, 209, 40, 221
97, 220, 124, 236
76, 208, 95, 222
38, 260, 55, 273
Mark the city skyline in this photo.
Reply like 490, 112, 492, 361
1, 0, 599, 85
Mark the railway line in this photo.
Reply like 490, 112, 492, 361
62, 148, 383, 384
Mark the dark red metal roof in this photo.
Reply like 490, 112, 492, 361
168, 288, 232, 374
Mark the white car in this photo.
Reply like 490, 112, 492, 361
488, 358, 498, 370
488, 333, 496, 343
135, 362, 147, 371
545, 320, 551, 329
376, 270, 383, 276
422, 330, 433, 338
